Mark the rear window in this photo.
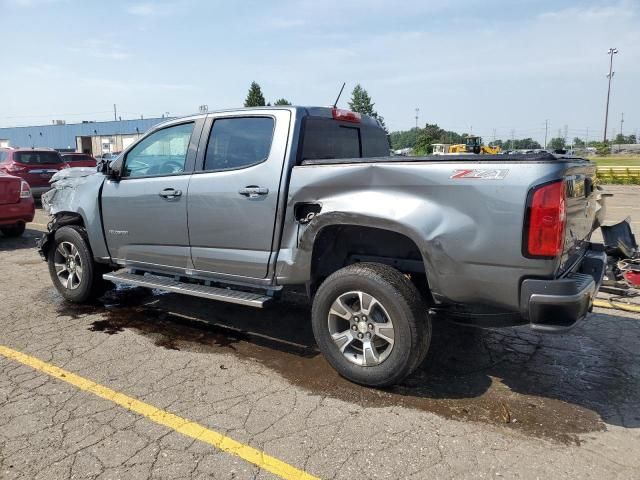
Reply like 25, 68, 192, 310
62, 154, 92, 162
299, 117, 389, 162
14, 151, 63, 165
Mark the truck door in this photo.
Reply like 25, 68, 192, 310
187, 110, 291, 279
101, 120, 201, 272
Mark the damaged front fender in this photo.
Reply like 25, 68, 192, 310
39, 168, 111, 261
41, 167, 99, 214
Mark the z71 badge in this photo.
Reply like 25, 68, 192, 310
450, 169, 509, 180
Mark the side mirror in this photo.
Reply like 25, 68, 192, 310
107, 156, 124, 180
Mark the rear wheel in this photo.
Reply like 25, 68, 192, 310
1, 222, 26, 237
311, 263, 431, 387
47, 226, 110, 303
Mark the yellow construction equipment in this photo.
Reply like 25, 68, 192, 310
448, 135, 501, 155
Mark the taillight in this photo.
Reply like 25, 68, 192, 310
331, 108, 361, 123
525, 180, 566, 258
20, 181, 32, 199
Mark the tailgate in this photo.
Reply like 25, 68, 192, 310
0, 175, 21, 205
24, 165, 61, 187
559, 162, 599, 273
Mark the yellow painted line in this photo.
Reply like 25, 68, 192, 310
0, 345, 319, 480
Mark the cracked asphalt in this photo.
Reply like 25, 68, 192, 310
1, 186, 639, 479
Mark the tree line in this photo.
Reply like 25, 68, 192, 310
242, 81, 386, 131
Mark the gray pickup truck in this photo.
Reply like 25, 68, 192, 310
38, 106, 607, 387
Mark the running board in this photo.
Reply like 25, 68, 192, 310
103, 270, 272, 308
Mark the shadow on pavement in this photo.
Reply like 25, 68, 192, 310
0, 229, 43, 253
55, 285, 640, 444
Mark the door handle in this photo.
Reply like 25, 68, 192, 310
159, 188, 182, 199
238, 186, 269, 198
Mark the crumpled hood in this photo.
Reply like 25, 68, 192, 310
42, 168, 105, 214
49, 167, 98, 184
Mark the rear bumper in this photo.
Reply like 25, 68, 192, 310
520, 244, 606, 332
0, 199, 35, 226
30, 186, 51, 196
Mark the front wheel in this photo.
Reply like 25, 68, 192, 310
311, 263, 431, 387
47, 226, 109, 303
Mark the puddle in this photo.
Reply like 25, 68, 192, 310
52, 285, 640, 444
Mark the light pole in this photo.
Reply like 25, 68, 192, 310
544, 119, 549, 149
603, 47, 618, 142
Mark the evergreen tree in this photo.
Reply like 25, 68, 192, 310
274, 98, 291, 105
244, 82, 266, 107
348, 84, 386, 131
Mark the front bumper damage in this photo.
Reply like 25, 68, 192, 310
36, 167, 99, 261
520, 244, 606, 332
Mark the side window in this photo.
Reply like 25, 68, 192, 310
204, 117, 274, 171
0, 151, 7, 163
123, 122, 194, 178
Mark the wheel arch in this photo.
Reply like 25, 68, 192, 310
302, 216, 436, 301
37, 212, 87, 261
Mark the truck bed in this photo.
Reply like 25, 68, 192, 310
285, 152, 599, 315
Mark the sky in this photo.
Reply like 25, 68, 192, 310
0, 0, 638, 145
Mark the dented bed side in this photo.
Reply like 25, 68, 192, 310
276, 159, 592, 312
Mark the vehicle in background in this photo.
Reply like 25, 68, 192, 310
0, 148, 67, 196
0, 172, 34, 237
392, 147, 413, 156
448, 136, 501, 155
97, 152, 121, 162
61, 153, 97, 168
432, 143, 451, 155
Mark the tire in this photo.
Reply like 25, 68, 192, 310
47, 226, 110, 303
1, 222, 26, 237
311, 263, 431, 387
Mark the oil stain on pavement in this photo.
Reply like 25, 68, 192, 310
55, 285, 640, 445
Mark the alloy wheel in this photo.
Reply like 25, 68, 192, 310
327, 291, 395, 366
53, 241, 83, 290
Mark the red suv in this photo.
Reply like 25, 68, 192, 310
61, 152, 97, 168
0, 172, 35, 237
0, 148, 68, 196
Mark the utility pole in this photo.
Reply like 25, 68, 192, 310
492, 128, 496, 144
603, 47, 619, 142
113, 104, 117, 122
620, 112, 624, 138
585, 127, 589, 146
414, 108, 419, 130
544, 120, 549, 149
511, 129, 515, 150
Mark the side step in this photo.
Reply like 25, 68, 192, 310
103, 270, 272, 308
